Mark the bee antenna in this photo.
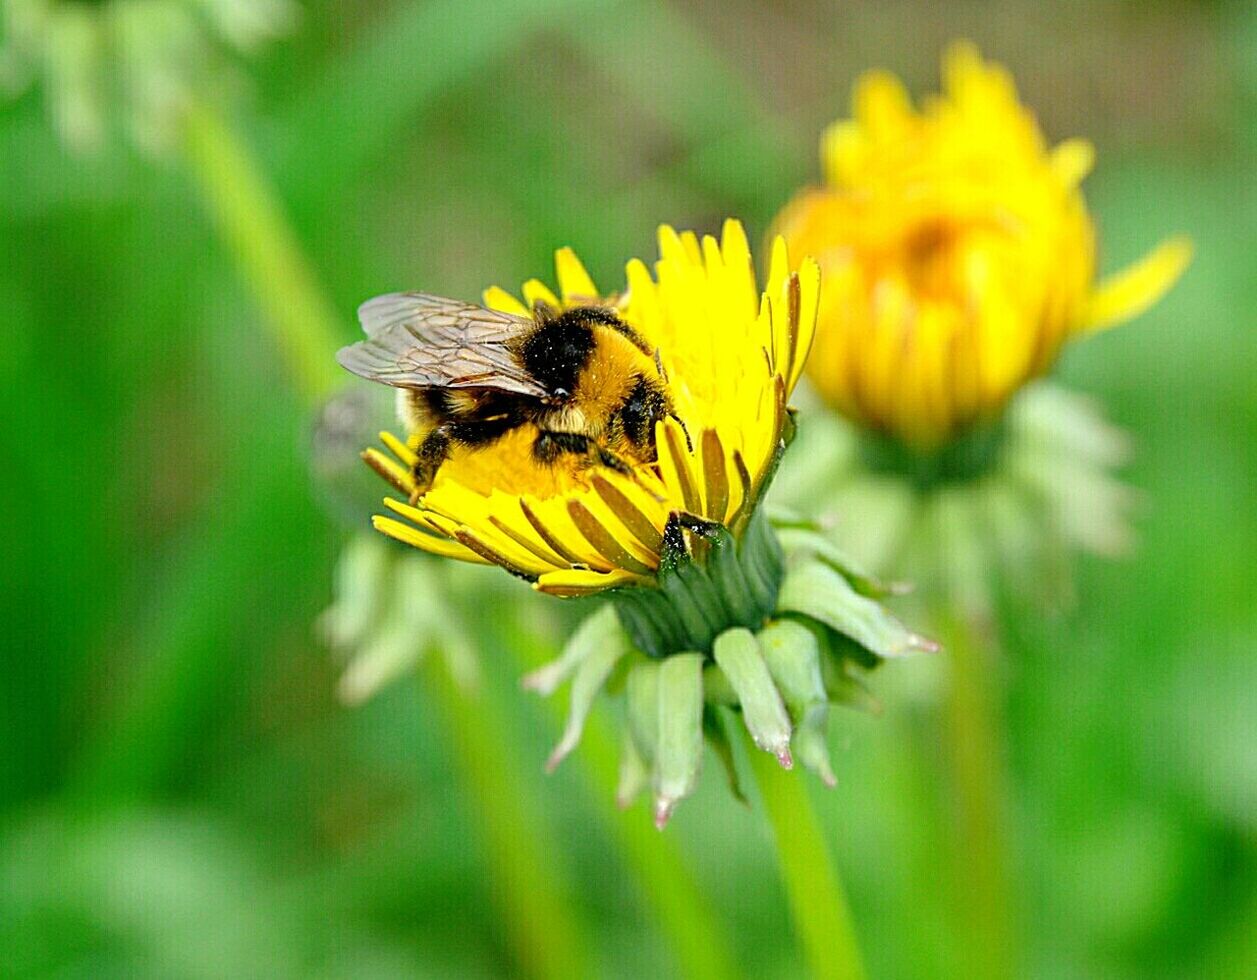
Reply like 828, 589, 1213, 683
654, 348, 669, 382
669, 413, 693, 452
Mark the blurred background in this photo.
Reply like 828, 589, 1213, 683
2, 1, 1254, 976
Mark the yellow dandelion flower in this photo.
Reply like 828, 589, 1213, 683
770, 41, 1192, 449
364, 219, 816, 603
346, 220, 935, 821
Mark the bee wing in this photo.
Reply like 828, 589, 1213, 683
337, 292, 548, 397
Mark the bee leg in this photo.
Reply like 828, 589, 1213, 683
533, 431, 634, 477
594, 447, 634, 476
532, 430, 583, 465
410, 426, 452, 502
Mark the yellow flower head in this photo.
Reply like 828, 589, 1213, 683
771, 41, 1191, 449
363, 219, 819, 599
348, 223, 938, 819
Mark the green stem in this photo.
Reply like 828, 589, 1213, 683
552, 704, 740, 975
179, 99, 343, 404
423, 656, 590, 980
744, 729, 866, 980
584, 711, 742, 980
506, 628, 738, 979
936, 609, 1017, 979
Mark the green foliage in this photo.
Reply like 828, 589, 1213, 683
1, 1, 1254, 977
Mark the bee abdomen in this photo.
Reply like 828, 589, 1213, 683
398, 388, 485, 436
397, 389, 431, 435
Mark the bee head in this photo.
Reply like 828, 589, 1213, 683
616, 374, 677, 458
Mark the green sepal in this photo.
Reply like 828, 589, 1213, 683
931, 489, 991, 619
757, 619, 828, 713
789, 382, 1136, 622
523, 602, 622, 696
319, 533, 392, 650
701, 661, 738, 705
982, 478, 1046, 601
1011, 435, 1136, 557
712, 627, 793, 767
775, 526, 909, 600
653, 653, 705, 827
612, 586, 691, 662
339, 557, 446, 703
659, 559, 724, 653
817, 638, 884, 714
782, 405, 798, 447
622, 653, 715, 822
626, 660, 661, 766
793, 704, 836, 788
616, 727, 649, 809
737, 508, 786, 616
545, 617, 632, 773
322, 538, 489, 704
611, 510, 783, 657
1016, 382, 1130, 468
778, 560, 938, 660
857, 412, 1007, 489
697, 522, 767, 630
818, 472, 919, 574
757, 619, 837, 785
762, 503, 820, 530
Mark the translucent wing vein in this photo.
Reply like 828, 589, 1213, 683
337, 292, 547, 397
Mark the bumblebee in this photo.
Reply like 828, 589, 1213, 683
337, 292, 679, 497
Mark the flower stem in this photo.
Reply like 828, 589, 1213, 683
179, 99, 343, 405
567, 708, 740, 979
936, 608, 1017, 978
744, 729, 867, 980
423, 655, 590, 980
507, 632, 740, 980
